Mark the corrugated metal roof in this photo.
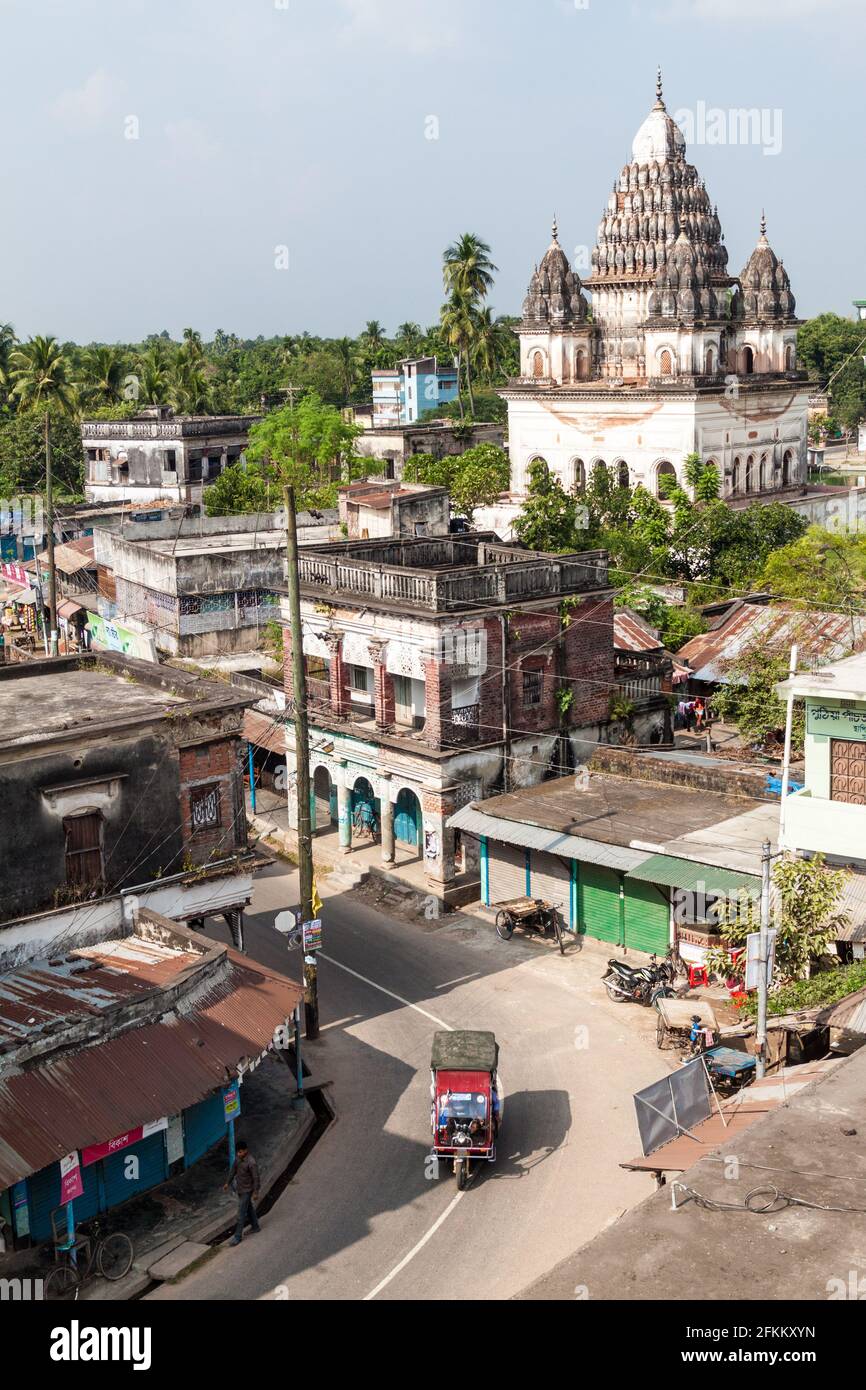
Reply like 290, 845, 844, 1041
679, 602, 866, 684
0, 944, 302, 1189
447, 803, 647, 871
823, 986, 866, 1033
614, 609, 662, 653
626, 853, 761, 895
836, 872, 866, 942
243, 708, 287, 754
35, 536, 96, 576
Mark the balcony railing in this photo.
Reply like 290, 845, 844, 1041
296, 547, 609, 612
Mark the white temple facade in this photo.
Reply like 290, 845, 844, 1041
501, 76, 809, 502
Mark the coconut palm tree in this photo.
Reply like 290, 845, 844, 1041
442, 233, 497, 303
395, 321, 423, 356
331, 337, 359, 404
362, 320, 387, 350
82, 344, 129, 406
8, 335, 76, 414
171, 356, 211, 414
440, 292, 478, 419
8, 335, 78, 647
471, 307, 513, 384
0, 322, 16, 391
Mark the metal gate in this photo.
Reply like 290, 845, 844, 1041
27, 1160, 101, 1244
530, 851, 572, 931
488, 842, 528, 905
101, 1132, 168, 1209
579, 863, 622, 944
183, 1092, 226, 1168
831, 739, 866, 805
394, 788, 419, 847
624, 878, 670, 955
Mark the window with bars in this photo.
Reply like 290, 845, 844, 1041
522, 668, 543, 707
190, 783, 221, 831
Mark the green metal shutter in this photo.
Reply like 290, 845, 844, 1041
579, 863, 622, 944
624, 878, 670, 955
101, 1132, 168, 1210
529, 851, 572, 930
488, 842, 528, 905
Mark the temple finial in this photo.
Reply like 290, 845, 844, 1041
760, 208, 767, 237
552, 213, 559, 242
655, 66, 664, 107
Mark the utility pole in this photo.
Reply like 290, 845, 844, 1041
756, 838, 772, 1080
284, 474, 318, 1040
44, 411, 59, 656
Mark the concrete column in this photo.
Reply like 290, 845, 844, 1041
336, 761, 352, 854
379, 772, 394, 866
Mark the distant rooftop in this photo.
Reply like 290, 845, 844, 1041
0, 652, 251, 750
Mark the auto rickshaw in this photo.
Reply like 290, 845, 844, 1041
430, 1030, 500, 1189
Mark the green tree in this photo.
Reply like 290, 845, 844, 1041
447, 443, 509, 521
761, 527, 866, 623
0, 412, 85, 496
81, 344, 129, 406
441, 233, 498, 418
8, 335, 76, 414
798, 312, 866, 433
706, 855, 850, 985
711, 641, 804, 751
513, 458, 580, 552
245, 393, 367, 508
203, 460, 272, 516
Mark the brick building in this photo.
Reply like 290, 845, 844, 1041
274, 533, 657, 900
0, 651, 256, 949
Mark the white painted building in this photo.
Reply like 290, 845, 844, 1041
501, 77, 810, 502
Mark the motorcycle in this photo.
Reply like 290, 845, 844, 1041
602, 953, 676, 1007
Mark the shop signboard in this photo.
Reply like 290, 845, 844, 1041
59, 1152, 84, 1204
222, 1084, 241, 1122
81, 1117, 167, 1167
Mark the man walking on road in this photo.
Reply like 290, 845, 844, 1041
225, 1140, 261, 1245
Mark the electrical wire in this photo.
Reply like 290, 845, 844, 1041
673, 1181, 866, 1216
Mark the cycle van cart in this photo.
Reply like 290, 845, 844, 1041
430, 1030, 500, 1190
493, 896, 565, 954
655, 996, 720, 1051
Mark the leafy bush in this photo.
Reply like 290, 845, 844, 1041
740, 958, 866, 1018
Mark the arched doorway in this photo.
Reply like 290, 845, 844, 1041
656, 460, 676, 497
704, 345, 716, 375
759, 454, 769, 491
531, 350, 545, 379
572, 458, 586, 492
659, 349, 673, 377
732, 457, 741, 494
575, 349, 589, 381
351, 775, 379, 831
745, 455, 755, 492
785, 344, 796, 371
313, 766, 335, 833
615, 460, 629, 488
782, 449, 793, 486
394, 787, 421, 849
740, 345, 754, 376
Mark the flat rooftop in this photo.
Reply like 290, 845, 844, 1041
476, 773, 766, 853
0, 653, 252, 751
143, 531, 286, 558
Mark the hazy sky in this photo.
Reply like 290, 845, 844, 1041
2, 0, 863, 343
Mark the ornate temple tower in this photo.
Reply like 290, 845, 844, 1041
501, 74, 810, 502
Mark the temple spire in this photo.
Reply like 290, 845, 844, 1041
655, 66, 664, 109
552, 213, 559, 243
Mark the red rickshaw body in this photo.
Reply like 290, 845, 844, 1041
433, 1069, 494, 1157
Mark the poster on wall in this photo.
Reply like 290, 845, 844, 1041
424, 828, 439, 861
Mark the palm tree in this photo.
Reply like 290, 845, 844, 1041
0, 322, 16, 393
171, 356, 211, 414
440, 292, 477, 419
471, 307, 512, 384
362, 320, 386, 350
442, 233, 497, 302
135, 343, 173, 405
8, 335, 75, 413
8, 335, 77, 648
395, 321, 423, 356
331, 337, 359, 404
180, 327, 205, 362
82, 344, 128, 405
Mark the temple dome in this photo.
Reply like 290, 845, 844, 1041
731, 213, 796, 322
521, 217, 589, 326
632, 79, 686, 163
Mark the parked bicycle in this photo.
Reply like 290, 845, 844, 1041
352, 804, 379, 838
44, 1214, 135, 1301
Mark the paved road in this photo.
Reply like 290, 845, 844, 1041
149, 862, 665, 1301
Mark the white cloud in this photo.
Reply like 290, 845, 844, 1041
336, 0, 458, 55
51, 68, 123, 131
162, 119, 221, 167
655, 0, 863, 22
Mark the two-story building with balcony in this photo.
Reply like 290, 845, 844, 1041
277, 534, 628, 902
777, 654, 866, 958
82, 406, 261, 506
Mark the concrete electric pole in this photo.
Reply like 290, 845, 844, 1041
284, 480, 319, 1040
44, 411, 59, 655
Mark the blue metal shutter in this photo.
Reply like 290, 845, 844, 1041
101, 1132, 168, 1210
183, 1092, 227, 1168
27, 1159, 100, 1243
